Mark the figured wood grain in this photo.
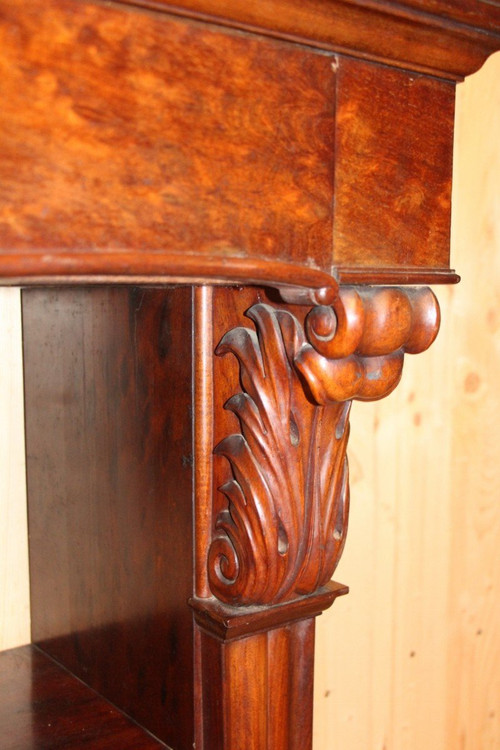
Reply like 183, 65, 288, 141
0, 646, 168, 748
333, 56, 455, 273
114, 0, 500, 79
0, 6, 498, 750
0, 288, 29, 651
0, 0, 336, 277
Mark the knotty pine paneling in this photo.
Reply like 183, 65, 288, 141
315, 51, 500, 750
0, 49, 499, 750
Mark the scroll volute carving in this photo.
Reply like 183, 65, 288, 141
209, 287, 440, 607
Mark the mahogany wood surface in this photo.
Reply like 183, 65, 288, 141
0, 645, 167, 749
22, 287, 194, 749
114, 0, 500, 79
193, 286, 340, 748
0, 0, 336, 279
188, 283, 440, 748
0, 0, 479, 286
198, 618, 314, 750
206, 286, 439, 607
2, 1, 500, 749
333, 57, 455, 273
0, 253, 340, 301
191, 582, 348, 641
200, 619, 317, 750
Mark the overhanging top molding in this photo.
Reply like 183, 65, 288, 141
115, 0, 500, 80
0, 0, 496, 286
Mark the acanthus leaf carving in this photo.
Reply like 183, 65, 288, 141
208, 288, 440, 607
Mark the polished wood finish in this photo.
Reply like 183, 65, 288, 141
199, 618, 317, 750
190, 286, 351, 748
207, 287, 438, 605
188, 283, 439, 747
333, 57, 455, 274
0, 0, 335, 279
0, 252, 339, 302
23, 287, 194, 749
116, 0, 500, 79
1, 0, 487, 287
191, 581, 348, 641
1, 1, 499, 749
0, 646, 167, 748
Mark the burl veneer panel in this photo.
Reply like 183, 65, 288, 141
0, 646, 168, 749
0, 0, 335, 273
23, 287, 194, 749
333, 56, 455, 271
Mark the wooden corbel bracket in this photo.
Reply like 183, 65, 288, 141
191, 284, 440, 748
197, 286, 440, 611
1, 1, 497, 747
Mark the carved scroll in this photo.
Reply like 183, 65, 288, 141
208, 287, 440, 606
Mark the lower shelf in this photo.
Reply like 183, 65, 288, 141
0, 645, 167, 749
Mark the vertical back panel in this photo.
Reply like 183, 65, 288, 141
23, 286, 194, 748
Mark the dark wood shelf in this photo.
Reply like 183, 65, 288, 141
0, 646, 167, 749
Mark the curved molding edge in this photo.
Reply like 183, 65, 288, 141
114, 0, 500, 81
0, 251, 338, 306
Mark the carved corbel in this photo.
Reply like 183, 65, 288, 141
207, 287, 440, 608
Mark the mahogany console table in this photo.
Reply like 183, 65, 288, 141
1, 1, 499, 748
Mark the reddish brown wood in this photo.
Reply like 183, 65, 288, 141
333, 56, 456, 273
0, 0, 336, 277
189, 286, 348, 749
194, 285, 215, 600
187, 283, 439, 748
382, 0, 500, 30
199, 618, 318, 750
0, 646, 167, 749
0, 0, 485, 288
337, 266, 460, 286
114, 0, 500, 79
0, 252, 339, 302
210, 310, 351, 605
23, 287, 195, 749
206, 288, 439, 607
1, 2, 499, 749
191, 581, 348, 641
305, 287, 440, 360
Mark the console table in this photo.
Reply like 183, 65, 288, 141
1, 1, 499, 748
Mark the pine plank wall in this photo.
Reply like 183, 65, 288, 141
1, 51, 499, 750
314, 52, 500, 750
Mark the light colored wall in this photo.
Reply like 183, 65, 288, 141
0, 49, 499, 750
314, 51, 500, 750
0, 287, 30, 650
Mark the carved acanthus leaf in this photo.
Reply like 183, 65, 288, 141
209, 304, 350, 606
208, 288, 440, 607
